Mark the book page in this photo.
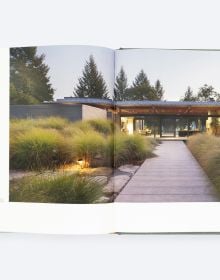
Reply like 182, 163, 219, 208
114, 48, 220, 232
0, 45, 115, 234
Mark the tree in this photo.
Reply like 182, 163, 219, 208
180, 85, 220, 102
114, 67, 128, 100
180, 86, 197, 101
73, 55, 109, 98
132, 70, 150, 88
154, 80, 164, 100
10, 47, 54, 104
197, 84, 220, 101
126, 70, 159, 100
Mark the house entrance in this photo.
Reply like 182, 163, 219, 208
160, 118, 176, 137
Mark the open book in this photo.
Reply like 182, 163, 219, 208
0, 45, 220, 234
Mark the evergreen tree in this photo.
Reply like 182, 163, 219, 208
73, 55, 109, 98
127, 70, 159, 100
114, 67, 128, 100
197, 84, 220, 101
154, 79, 164, 100
10, 47, 54, 104
133, 70, 150, 88
180, 86, 197, 101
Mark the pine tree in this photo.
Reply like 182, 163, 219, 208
132, 70, 150, 88
154, 80, 164, 100
127, 70, 158, 100
114, 67, 128, 100
10, 47, 54, 104
73, 55, 109, 98
180, 86, 197, 101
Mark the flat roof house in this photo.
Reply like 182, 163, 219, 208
56, 98, 220, 138
10, 97, 220, 138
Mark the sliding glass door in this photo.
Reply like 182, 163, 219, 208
160, 118, 176, 137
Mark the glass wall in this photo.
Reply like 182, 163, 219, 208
134, 116, 160, 137
177, 117, 206, 137
121, 116, 207, 138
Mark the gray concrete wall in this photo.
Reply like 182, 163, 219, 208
10, 104, 82, 121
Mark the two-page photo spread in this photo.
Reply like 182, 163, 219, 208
1, 45, 220, 233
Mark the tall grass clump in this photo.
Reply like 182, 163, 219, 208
35, 117, 69, 130
87, 119, 114, 135
72, 130, 106, 167
10, 117, 69, 132
114, 133, 155, 167
188, 134, 220, 192
72, 120, 93, 132
10, 128, 75, 170
10, 118, 35, 137
62, 120, 96, 138
10, 174, 104, 203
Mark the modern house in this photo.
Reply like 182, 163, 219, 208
10, 97, 220, 138
115, 100, 220, 137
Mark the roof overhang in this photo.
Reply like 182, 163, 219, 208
116, 101, 220, 116
55, 98, 220, 116
56, 97, 114, 109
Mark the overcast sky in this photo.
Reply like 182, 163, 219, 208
37, 45, 115, 100
115, 49, 220, 101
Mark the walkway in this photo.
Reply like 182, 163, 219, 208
115, 141, 219, 202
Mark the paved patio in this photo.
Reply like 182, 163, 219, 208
115, 141, 219, 202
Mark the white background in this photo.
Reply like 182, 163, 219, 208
1, 0, 220, 279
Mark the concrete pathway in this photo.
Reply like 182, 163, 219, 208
115, 141, 219, 202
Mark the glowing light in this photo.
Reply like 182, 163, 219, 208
77, 159, 85, 169
127, 118, 134, 135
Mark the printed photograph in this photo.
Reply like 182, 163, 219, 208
9, 47, 220, 203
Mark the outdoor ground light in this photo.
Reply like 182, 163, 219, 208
77, 158, 84, 169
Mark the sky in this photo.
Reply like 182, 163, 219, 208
37, 46, 220, 101
37, 45, 115, 100
115, 49, 220, 100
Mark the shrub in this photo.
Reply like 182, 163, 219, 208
10, 117, 69, 132
187, 134, 220, 167
10, 128, 75, 170
10, 119, 35, 138
9, 118, 155, 171
105, 135, 115, 168
63, 119, 115, 137
87, 119, 114, 135
114, 132, 155, 167
10, 173, 104, 203
70, 121, 93, 133
72, 130, 106, 167
35, 117, 69, 130
206, 150, 220, 191
188, 134, 220, 192
62, 121, 95, 138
